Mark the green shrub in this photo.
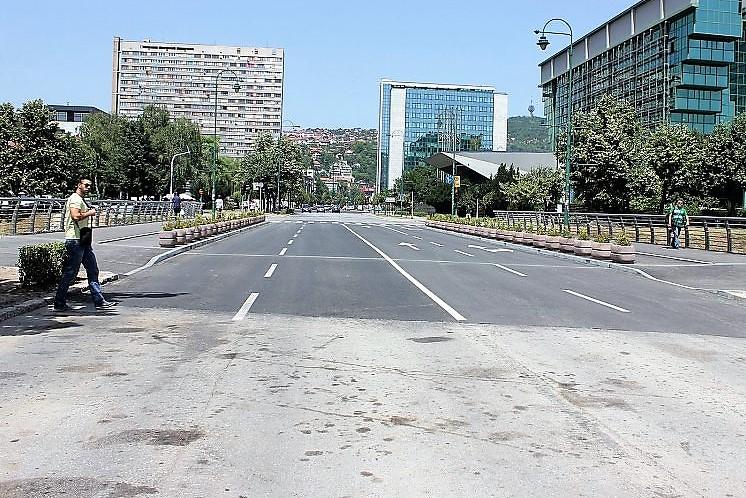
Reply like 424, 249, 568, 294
593, 232, 610, 243
614, 231, 631, 246
577, 228, 590, 241
17, 242, 67, 288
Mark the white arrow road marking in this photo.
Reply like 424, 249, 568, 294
343, 224, 466, 322
493, 263, 527, 277
454, 250, 474, 257
429, 241, 443, 247
467, 244, 513, 253
398, 242, 420, 251
279, 248, 288, 256
563, 289, 631, 313
264, 264, 278, 278
232, 292, 259, 321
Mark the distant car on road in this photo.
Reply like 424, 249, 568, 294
301, 204, 310, 212
331, 205, 340, 213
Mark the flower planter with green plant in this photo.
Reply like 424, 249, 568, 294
159, 220, 177, 248
559, 229, 575, 252
611, 231, 636, 263
591, 232, 612, 260
533, 226, 548, 248
546, 227, 561, 250
574, 228, 593, 256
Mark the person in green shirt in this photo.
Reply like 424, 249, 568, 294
667, 198, 690, 249
53, 178, 117, 311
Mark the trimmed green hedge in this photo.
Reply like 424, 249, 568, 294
17, 242, 67, 288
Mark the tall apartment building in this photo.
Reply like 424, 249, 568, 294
377, 80, 508, 193
539, 0, 746, 137
112, 37, 284, 157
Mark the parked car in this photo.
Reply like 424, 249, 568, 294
331, 205, 340, 213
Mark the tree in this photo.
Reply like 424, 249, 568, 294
0, 100, 86, 197
643, 124, 704, 212
392, 164, 450, 213
559, 94, 645, 212
502, 167, 563, 211
705, 113, 746, 215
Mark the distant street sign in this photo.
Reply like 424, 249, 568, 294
384, 196, 396, 203
253, 182, 264, 190
453, 176, 461, 188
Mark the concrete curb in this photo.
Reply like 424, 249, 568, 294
0, 219, 268, 323
425, 224, 746, 304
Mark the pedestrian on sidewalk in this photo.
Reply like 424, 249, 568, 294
172, 190, 182, 217
667, 198, 690, 249
53, 178, 117, 312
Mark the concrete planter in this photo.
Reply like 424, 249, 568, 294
158, 230, 176, 248
514, 232, 525, 244
574, 239, 593, 257
184, 227, 194, 244
611, 244, 636, 263
533, 234, 547, 248
547, 235, 561, 250
560, 237, 575, 252
591, 241, 612, 260
192, 227, 201, 241
488, 228, 498, 239
200, 226, 208, 238
504, 231, 515, 242
175, 228, 186, 245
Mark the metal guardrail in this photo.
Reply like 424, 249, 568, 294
493, 210, 746, 254
0, 197, 202, 236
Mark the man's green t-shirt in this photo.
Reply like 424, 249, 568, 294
670, 206, 688, 228
64, 193, 89, 240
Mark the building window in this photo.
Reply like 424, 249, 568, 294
73, 112, 85, 122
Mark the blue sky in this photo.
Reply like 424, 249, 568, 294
1, 0, 633, 128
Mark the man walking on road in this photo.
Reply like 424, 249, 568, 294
172, 190, 182, 217
53, 179, 117, 311
667, 198, 690, 249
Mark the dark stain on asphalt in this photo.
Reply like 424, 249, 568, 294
218, 352, 238, 359
304, 450, 323, 456
3, 320, 81, 337
489, 431, 525, 442
111, 327, 145, 334
97, 428, 205, 447
58, 363, 112, 373
0, 477, 157, 497
103, 372, 129, 377
356, 427, 371, 433
0, 371, 25, 380
407, 336, 454, 343
388, 415, 415, 425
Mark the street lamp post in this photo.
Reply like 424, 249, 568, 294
212, 69, 241, 218
536, 18, 573, 228
169, 147, 190, 198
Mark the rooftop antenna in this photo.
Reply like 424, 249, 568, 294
528, 100, 535, 118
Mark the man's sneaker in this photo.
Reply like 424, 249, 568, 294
95, 301, 118, 310
53, 304, 73, 312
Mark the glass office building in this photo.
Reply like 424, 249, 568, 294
539, 0, 746, 138
377, 80, 508, 193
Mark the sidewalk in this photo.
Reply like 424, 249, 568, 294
0, 222, 165, 275
630, 242, 746, 296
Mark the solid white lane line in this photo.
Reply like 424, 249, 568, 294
381, 225, 423, 240
454, 250, 474, 257
264, 264, 278, 278
232, 292, 259, 321
279, 248, 288, 256
288, 240, 294, 245
493, 263, 527, 277
563, 289, 630, 313
429, 241, 444, 247
342, 224, 466, 322
293, 234, 298, 238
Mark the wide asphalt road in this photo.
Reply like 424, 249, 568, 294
96, 212, 746, 336
2, 212, 746, 497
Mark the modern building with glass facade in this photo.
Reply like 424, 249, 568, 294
539, 0, 746, 138
377, 80, 508, 193
112, 37, 284, 157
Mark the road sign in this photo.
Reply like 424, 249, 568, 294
453, 176, 460, 188
253, 182, 264, 191
384, 196, 396, 203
